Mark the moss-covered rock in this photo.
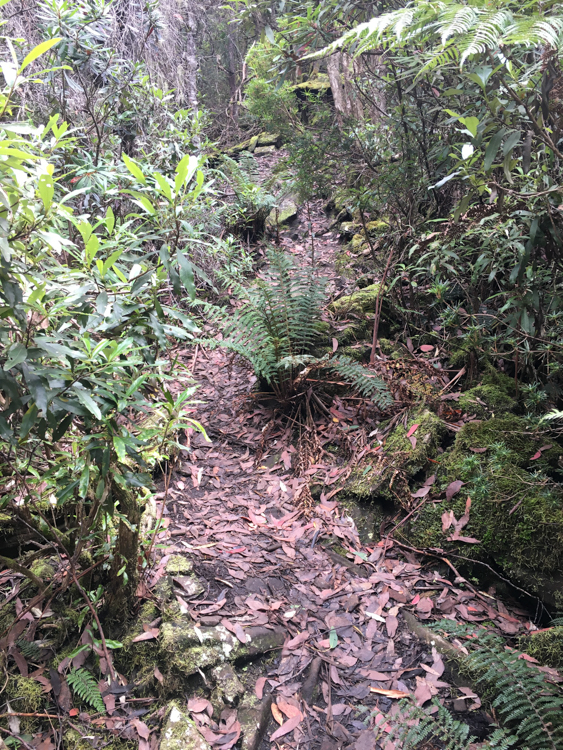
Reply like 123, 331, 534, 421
266, 197, 298, 227
458, 385, 517, 419
226, 132, 282, 156
30, 558, 55, 581
401, 417, 563, 606
159, 623, 285, 677
342, 408, 446, 507
160, 705, 211, 750
64, 729, 136, 750
519, 627, 563, 668
210, 663, 245, 707
330, 284, 382, 319
481, 368, 518, 398
293, 74, 331, 93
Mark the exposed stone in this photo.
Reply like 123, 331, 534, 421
160, 623, 286, 676
210, 663, 245, 705
238, 693, 273, 750
160, 705, 211, 750
267, 197, 298, 227
254, 145, 276, 155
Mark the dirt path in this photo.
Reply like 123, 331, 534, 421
153, 183, 536, 750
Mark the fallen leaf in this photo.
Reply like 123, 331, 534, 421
154, 667, 164, 684
414, 678, 433, 706
445, 480, 464, 502
270, 714, 302, 741
255, 676, 266, 700
386, 615, 398, 638
332, 338, 339, 352
442, 510, 455, 532
420, 345, 434, 353
406, 424, 419, 439
188, 698, 213, 715
369, 688, 410, 699
132, 628, 159, 642
133, 719, 150, 740
277, 698, 301, 720
450, 536, 481, 544
411, 486, 431, 499
271, 703, 284, 726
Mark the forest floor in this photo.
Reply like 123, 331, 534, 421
2, 152, 559, 750
145, 150, 551, 750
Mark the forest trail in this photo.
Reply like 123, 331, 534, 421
151, 175, 536, 750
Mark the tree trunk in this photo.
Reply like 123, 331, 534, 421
183, 8, 198, 110
104, 475, 144, 621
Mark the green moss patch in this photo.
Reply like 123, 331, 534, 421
520, 627, 563, 668
402, 418, 563, 604
342, 408, 446, 507
458, 385, 517, 419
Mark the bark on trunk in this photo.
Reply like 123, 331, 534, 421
183, 8, 198, 110
104, 475, 144, 621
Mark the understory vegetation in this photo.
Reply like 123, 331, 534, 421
1, 0, 563, 746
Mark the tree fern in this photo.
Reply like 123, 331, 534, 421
431, 621, 563, 750
67, 668, 105, 714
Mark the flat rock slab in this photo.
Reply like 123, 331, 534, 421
160, 623, 286, 675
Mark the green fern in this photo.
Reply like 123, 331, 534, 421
384, 698, 517, 750
67, 668, 105, 714
307, 0, 563, 71
327, 355, 391, 406
220, 155, 277, 239
431, 621, 563, 750
209, 249, 392, 406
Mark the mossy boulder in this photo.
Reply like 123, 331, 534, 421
402, 416, 563, 606
458, 385, 517, 419
293, 74, 331, 93
64, 730, 135, 750
159, 623, 285, 677
266, 196, 298, 227
330, 284, 382, 319
342, 408, 446, 506
226, 132, 282, 156
3, 676, 44, 734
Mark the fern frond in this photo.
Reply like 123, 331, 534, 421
385, 698, 476, 750
431, 621, 563, 750
67, 668, 105, 714
305, 0, 563, 71
327, 355, 393, 408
